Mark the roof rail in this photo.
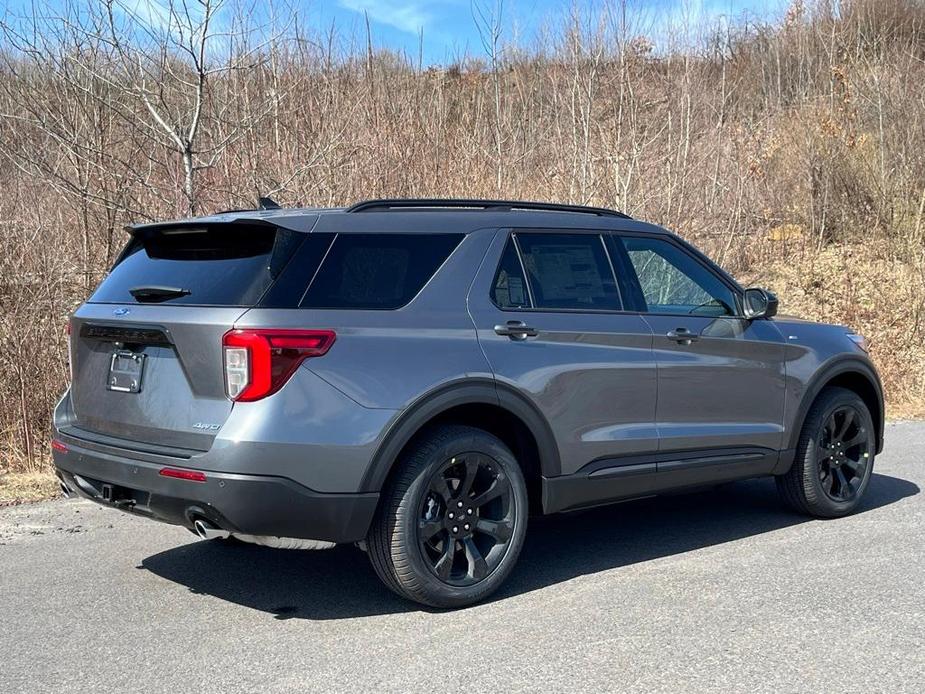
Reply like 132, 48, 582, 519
346, 198, 631, 219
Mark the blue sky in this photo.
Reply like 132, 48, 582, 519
316, 0, 789, 64
3, 1, 789, 65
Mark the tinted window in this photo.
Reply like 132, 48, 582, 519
90, 225, 300, 306
515, 233, 620, 311
491, 238, 530, 309
618, 236, 736, 316
259, 233, 334, 308
301, 234, 462, 309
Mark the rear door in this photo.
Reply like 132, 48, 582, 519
467, 229, 658, 477
609, 233, 787, 456
67, 220, 308, 451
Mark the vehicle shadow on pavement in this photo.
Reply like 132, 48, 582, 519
141, 473, 917, 620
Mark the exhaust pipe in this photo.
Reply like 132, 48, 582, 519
193, 519, 231, 541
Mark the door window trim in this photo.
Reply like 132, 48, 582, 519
510, 233, 536, 309
490, 228, 630, 315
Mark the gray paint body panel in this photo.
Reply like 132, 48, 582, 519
468, 229, 659, 476
773, 317, 883, 449
642, 314, 788, 452
69, 304, 246, 450
232, 228, 498, 410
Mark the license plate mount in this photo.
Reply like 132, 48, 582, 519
108, 350, 146, 393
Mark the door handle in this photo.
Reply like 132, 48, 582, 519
494, 321, 538, 341
666, 327, 700, 345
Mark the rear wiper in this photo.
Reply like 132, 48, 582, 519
129, 285, 191, 303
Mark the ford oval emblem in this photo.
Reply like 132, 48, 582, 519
113, 307, 131, 316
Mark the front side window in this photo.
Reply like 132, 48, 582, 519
618, 236, 736, 316
300, 233, 462, 309
514, 233, 621, 311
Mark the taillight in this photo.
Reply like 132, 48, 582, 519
222, 329, 336, 401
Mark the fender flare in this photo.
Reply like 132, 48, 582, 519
788, 357, 885, 454
360, 378, 561, 492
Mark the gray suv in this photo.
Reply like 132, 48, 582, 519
52, 199, 884, 608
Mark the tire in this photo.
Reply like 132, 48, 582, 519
776, 387, 876, 518
367, 425, 529, 608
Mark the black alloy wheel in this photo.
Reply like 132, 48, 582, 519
815, 405, 872, 503
417, 453, 516, 586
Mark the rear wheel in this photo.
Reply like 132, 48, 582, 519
777, 387, 875, 517
367, 425, 528, 608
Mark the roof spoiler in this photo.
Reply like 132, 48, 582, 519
123, 216, 278, 236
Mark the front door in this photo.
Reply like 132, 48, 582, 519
467, 229, 658, 477
610, 233, 787, 457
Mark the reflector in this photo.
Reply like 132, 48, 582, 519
158, 467, 207, 482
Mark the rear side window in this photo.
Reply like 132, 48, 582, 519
300, 234, 462, 309
90, 225, 301, 306
515, 233, 621, 311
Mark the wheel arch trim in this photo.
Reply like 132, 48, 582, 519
788, 357, 884, 455
360, 378, 561, 492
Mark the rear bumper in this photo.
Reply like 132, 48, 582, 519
51, 438, 379, 544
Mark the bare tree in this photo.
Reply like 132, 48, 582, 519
98, 0, 281, 215
473, 0, 506, 192
2, 0, 925, 476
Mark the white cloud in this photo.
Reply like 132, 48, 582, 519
338, 0, 432, 36
112, 0, 231, 52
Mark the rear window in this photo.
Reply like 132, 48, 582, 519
90, 225, 301, 306
300, 234, 462, 309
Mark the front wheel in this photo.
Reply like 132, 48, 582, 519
367, 425, 528, 608
777, 387, 875, 518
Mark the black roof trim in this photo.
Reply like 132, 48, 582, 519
346, 198, 631, 219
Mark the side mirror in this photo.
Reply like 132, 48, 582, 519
743, 287, 778, 319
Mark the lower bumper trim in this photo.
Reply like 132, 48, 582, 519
54, 445, 378, 545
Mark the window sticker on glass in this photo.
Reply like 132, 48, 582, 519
529, 245, 604, 303
515, 233, 620, 310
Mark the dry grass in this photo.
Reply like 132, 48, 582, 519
742, 240, 925, 419
0, 0, 923, 477
0, 471, 59, 507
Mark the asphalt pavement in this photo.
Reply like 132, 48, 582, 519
1, 421, 923, 693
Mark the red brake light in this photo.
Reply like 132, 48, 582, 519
222, 329, 336, 401
51, 439, 69, 454
159, 467, 207, 482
